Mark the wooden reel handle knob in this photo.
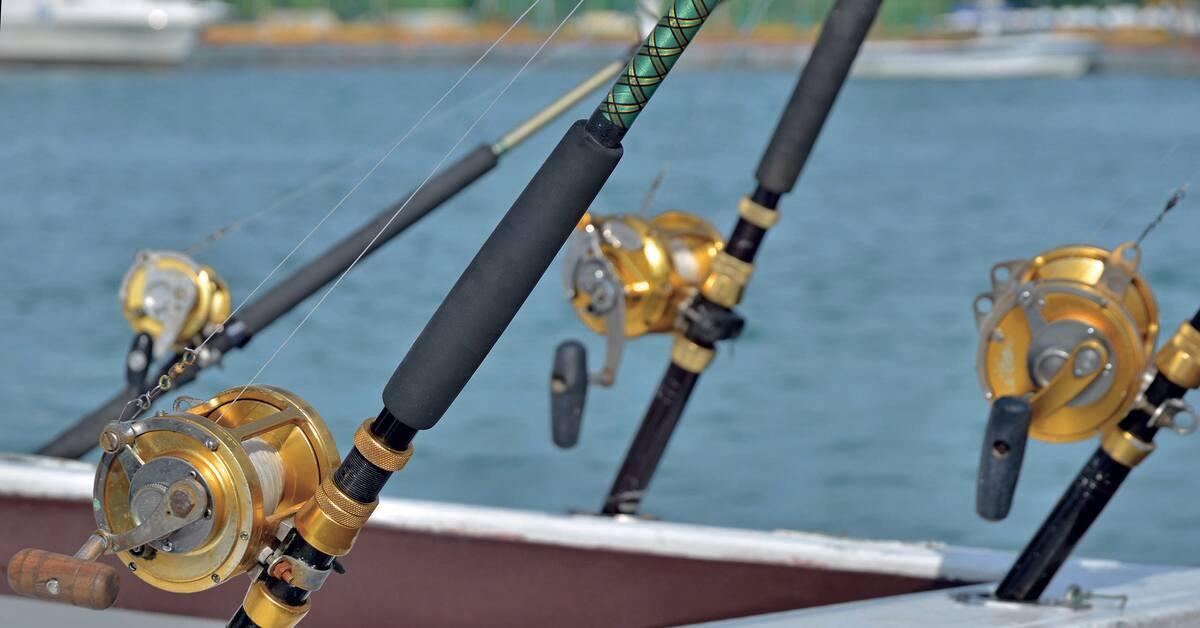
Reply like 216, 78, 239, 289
6, 548, 120, 610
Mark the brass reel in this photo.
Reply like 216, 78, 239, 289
120, 250, 231, 359
564, 211, 723, 380
973, 242, 1159, 442
549, 210, 723, 448
90, 385, 340, 593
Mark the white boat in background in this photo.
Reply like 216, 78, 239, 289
0, 0, 226, 64
853, 33, 1098, 79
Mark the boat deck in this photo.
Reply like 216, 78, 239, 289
709, 567, 1200, 627
4, 595, 220, 627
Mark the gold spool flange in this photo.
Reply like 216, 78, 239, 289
94, 385, 339, 593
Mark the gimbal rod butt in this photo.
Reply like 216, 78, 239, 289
994, 448, 1129, 601
976, 396, 1032, 522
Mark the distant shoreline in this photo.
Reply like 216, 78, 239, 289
191, 36, 1200, 77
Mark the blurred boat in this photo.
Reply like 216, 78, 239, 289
852, 33, 1098, 79
0, 0, 226, 65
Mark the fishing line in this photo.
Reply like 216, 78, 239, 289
1135, 185, 1187, 246
191, 0, 541, 349
183, 32, 600, 256
114, 0, 546, 420
230, 0, 591, 402
1084, 135, 1192, 243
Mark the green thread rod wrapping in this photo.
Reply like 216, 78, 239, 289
596, 0, 719, 130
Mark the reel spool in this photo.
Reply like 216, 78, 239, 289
971, 242, 1158, 520
7, 385, 340, 607
550, 211, 723, 448
120, 250, 231, 360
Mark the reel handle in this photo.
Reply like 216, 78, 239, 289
976, 396, 1032, 521
550, 340, 589, 448
6, 548, 120, 610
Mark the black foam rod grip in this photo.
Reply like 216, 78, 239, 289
383, 121, 623, 430
755, 0, 881, 194
550, 340, 589, 448
237, 144, 500, 336
976, 396, 1032, 522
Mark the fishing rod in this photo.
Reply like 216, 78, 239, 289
994, 312, 1198, 601
35, 45, 638, 460
969, 196, 1199, 602
548, 0, 882, 516
7, 0, 725, 624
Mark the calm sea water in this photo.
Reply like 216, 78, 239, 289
1, 58, 1199, 567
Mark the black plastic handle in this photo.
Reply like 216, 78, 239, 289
550, 340, 589, 448
382, 121, 622, 431
976, 396, 1032, 522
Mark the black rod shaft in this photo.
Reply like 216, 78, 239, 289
37, 147, 495, 459
993, 446, 1131, 601
228, 1, 723, 619
994, 310, 1200, 601
602, 364, 698, 514
599, 0, 881, 516
37, 52, 636, 459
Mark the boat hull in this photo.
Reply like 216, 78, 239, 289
0, 492, 964, 625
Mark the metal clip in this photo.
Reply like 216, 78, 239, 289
1147, 397, 1198, 436
266, 555, 332, 592
1060, 584, 1127, 610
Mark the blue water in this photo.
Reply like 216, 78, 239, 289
2, 60, 1199, 567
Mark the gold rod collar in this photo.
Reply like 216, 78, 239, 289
1101, 429, 1155, 468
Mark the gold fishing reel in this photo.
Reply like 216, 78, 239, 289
549, 210, 723, 447
567, 211, 725, 344
120, 250, 231, 360
7, 385, 340, 608
973, 242, 1159, 442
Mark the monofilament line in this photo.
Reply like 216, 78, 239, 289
183, 31, 599, 256
188, 0, 545, 359
232, 0, 591, 402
